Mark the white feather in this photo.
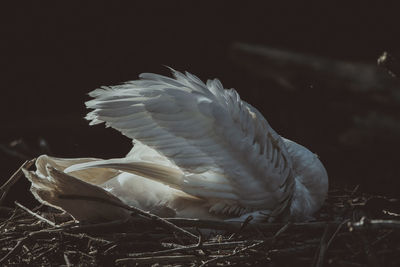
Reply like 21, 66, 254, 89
24, 69, 328, 222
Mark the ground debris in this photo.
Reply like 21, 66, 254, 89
0, 186, 399, 266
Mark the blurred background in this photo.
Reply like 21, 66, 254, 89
1, 1, 400, 206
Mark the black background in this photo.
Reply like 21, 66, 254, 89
1, 1, 400, 205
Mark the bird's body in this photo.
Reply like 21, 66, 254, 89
24, 70, 328, 222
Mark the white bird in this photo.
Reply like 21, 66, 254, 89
23, 69, 328, 223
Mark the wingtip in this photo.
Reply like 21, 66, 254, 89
162, 65, 175, 73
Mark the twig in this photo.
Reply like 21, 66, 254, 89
0, 228, 66, 264
62, 232, 111, 245
200, 240, 264, 267
14, 201, 57, 227
349, 218, 381, 266
229, 215, 253, 239
31, 245, 56, 262
0, 205, 43, 231
349, 218, 400, 231
313, 224, 331, 267
371, 230, 393, 246
166, 217, 400, 233
103, 244, 118, 255
0, 223, 113, 264
115, 255, 202, 265
0, 206, 14, 219
0, 237, 27, 263
200, 223, 290, 267
0, 158, 36, 205
2, 185, 399, 266
127, 240, 255, 258
64, 253, 72, 267
350, 185, 360, 197
358, 233, 380, 267
63, 218, 133, 233
326, 219, 351, 248
65, 250, 95, 260
59, 194, 198, 241
196, 227, 204, 248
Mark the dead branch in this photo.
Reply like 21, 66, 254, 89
167, 217, 400, 233
313, 224, 331, 267
14, 201, 57, 227
115, 255, 203, 265
127, 240, 255, 258
0, 159, 36, 205
349, 218, 400, 231
58, 194, 198, 242
1, 184, 399, 266
199, 223, 290, 267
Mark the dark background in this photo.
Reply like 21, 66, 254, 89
1, 1, 400, 205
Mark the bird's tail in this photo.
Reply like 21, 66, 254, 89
23, 155, 131, 222
23, 155, 194, 222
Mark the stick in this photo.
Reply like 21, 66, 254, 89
59, 194, 198, 241
326, 219, 350, 248
63, 253, 72, 267
14, 201, 57, 227
0, 158, 36, 205
358, 233, 380, 267
64, 218, 133, 233
313, 224, 331, 267
0, 205, 43, 231
166, 217, 400, 232
349, 219, 400, 231
127, 240, 255, 258
115, 255, 201, 265
0, 228, 67, 264
229, 215, 253, 239
62, 232, 111, 245
199, 223, 290, 267
0, 224, 111, 264
31, 245, 56, 262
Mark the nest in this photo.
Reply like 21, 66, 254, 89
1, 171, 400, 267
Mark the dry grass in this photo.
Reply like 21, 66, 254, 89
0, 183, 399, 267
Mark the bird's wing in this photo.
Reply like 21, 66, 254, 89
83, 70, 294, 214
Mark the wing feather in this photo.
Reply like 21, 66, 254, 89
85, 69, 294, 214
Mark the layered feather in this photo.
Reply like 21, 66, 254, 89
80, 69, 295, 218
